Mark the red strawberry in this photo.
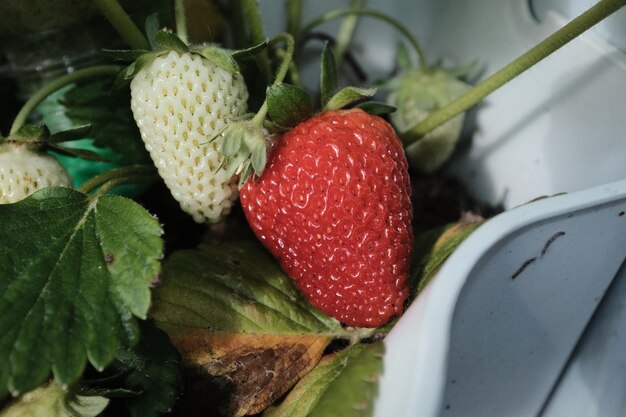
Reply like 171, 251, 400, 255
240, 109, 413, 327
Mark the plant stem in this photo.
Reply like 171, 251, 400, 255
93, 0, 149, 50
91, 175, 158, 199
335, 0, 365, 68
252, 33, 295, 124
301, 8, 429, 71
404, 0, 626, 141
175, 0, 189, 44
286, 0, 304, 40
240, 0, 273, 84
78, 165, 157, 195
10, 65, 122, 135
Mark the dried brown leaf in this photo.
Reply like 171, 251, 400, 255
169, 330, 329, 416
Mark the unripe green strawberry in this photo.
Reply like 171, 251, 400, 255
240, 109, 413, 327
387, 68, 470, 173
0, 143, 72, 204
130, 50, 249, 223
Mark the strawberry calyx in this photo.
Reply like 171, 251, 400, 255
107, 28, 267, 88
219, 120, 270, 187
6, 124, 107, 162
206, 33, 297, 186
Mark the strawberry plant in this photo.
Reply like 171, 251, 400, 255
0, 0, 624, 416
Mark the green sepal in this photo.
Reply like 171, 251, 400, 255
11, 124, 49, 144
47, 144, 110, 162
238, 162, 255, 188
354, 101, 396, 115
113, 53, 158, 89
324, 87, 376, 111
245, 131, 267, 173
219, 121, 268, 184
231, 39, 269, 59
102, 49, 151, 62
222, 125, 244, 157
320, 42, 338, 107
48, 125, 92, 144
196, 45, 239, 74
154, 29, 189, 54
267, 83, 314, 128
144, 13, 160, 51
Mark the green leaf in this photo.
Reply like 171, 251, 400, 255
320, 42, 338, 107
267, 83, 314, 128
151, 241, 340, 334
410, 216, 483, 296
265, 342, 384, 417
151, 242, 341, 416
154, 29, 189, 53
324, 87, 376, 111
0, 381, 108, 417
0, 187, 164, 396
196, 46, 239, 74
61, 78, 150, 164
85, 322, 182, 417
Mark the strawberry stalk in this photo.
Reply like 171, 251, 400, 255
253, 33, 296, 124
218, 33, 295, 184
404, 0, 626, 142
334, 0, 365, 68
9, 65, 122, 135
77, 165, 158, 197
93, 0, 149, 50
233, 0, 273, 84
174, 0, 189, 45
286, 0, 304, 41
301, 8, 429, 71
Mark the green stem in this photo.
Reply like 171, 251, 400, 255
302, 8, 429, 71
91, 175, 159, 199
252, 33, 296, 124
175, 0, 189, 44
286, 0, 304, 41
335, 0, 365, 68
93, 0, 149, 50
240, 0, 273, 84
10, 65, 122, 135
78, 165, 157, 195
405, 0, 626, 141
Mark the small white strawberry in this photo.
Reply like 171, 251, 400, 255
127, 31, 249, 224
0, 143, 72, 204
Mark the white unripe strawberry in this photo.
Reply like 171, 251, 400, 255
0, 143, 72, 204
130, 50, 249, 223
